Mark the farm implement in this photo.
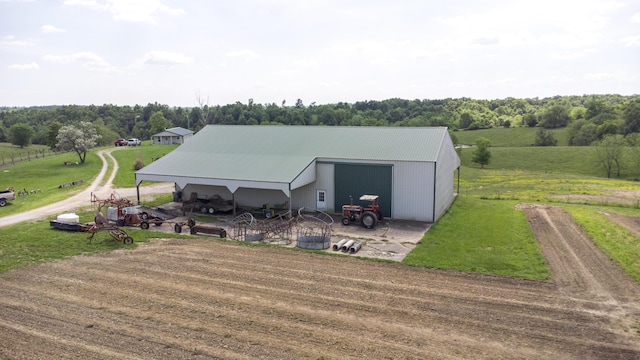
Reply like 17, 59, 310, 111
49, 212, 135, 244
86, 223, 134, 244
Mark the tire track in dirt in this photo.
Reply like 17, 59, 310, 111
522, 204, 640, 342
2, 237, 639, 359
522, 205, 640, 301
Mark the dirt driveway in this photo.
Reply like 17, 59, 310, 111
1, 203, 639, 359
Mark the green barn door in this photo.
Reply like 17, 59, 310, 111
334, 164, 392, 217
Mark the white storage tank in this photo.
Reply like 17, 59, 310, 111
57, 213, 79, 224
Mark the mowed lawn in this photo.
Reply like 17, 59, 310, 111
403, 197, 550, 280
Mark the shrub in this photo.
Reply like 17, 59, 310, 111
133, 159, 145, 170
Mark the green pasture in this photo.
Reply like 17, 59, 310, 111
110, 143, 177, 188
0, 151, 102, 216
459, 145, 640, 180
455, 127, 570, 147
0, 143, 51, 166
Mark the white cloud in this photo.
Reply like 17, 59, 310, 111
631, 13, 640, 23
63, 0, 185, 24
472, 37, 500, 46
620, 34, 640, 47
141, 50, 192, 65
584, 72, 624, 81
433, 0, 623, 52
226, 50, 260, 60
552, 48, 595, 60
43, 52, 114, 72
41, 24, 66, 33
1, 35, 34, 46
8, 62, 39, 71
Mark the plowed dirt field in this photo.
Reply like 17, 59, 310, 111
1, 204, 639, 359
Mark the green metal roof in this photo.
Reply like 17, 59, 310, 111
137, 125, 450, 184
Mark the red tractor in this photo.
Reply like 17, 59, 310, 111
341, 195, 383, 229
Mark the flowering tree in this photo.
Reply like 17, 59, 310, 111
56, 121, 101, 164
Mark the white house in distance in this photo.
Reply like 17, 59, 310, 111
151, 127, 194, 145
136, 125, 460, 222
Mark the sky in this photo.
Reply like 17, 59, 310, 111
1, 0, 639, 107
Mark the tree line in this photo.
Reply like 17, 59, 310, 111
1, 94, 639, 151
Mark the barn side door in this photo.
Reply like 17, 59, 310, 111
316, 190, 327, 211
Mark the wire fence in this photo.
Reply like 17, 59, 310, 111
0, 149, 65, 167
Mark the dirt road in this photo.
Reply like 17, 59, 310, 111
1, 204, 639, 359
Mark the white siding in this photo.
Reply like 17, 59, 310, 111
291, 182, 315, 211
290, 162, 336, 212
392, 161, 435, 222
433, 134, 461, 221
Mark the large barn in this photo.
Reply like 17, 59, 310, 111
135, 125, 460, 222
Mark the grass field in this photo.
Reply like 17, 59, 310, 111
0, 209, 191, 273
0, 143, 51, 167
455, 126, 570, 147
403, 197, 550, 279
0, 150, 102, 216
110, 144, 178, 187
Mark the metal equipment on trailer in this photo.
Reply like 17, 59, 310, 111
182, 192, 235, 215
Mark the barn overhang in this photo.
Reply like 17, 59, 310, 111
135, 159, 317, 199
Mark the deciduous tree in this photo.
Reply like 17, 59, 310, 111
149, 111, 171, 135
534, 127, 557, 146
9, 123, 35, 148
623, 99, 640, 134
594, 134, 624, 178
539, 105, 570, 128
46, 121, 62, 149
472, 137, 492, 168
56, 121, 101, 164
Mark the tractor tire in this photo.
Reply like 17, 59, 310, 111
361, 211, 377, 229
0, 199, 6, 207
123, 236, 134, 245
208, 207, 215, 214
377, 209, 384, 221
219, 230, 227, 238
140, 221, 150, 230
174, 224, 182, 233
187, 218, 196, 227
190, 227, 197, 235
200, 206, 208, 214
341, 217, 350, 226
140, 212, 149, 220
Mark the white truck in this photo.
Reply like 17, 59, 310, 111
0, 188, 16, 207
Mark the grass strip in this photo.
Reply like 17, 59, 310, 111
562, 204, 640, 283
403, 197, 550, 280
